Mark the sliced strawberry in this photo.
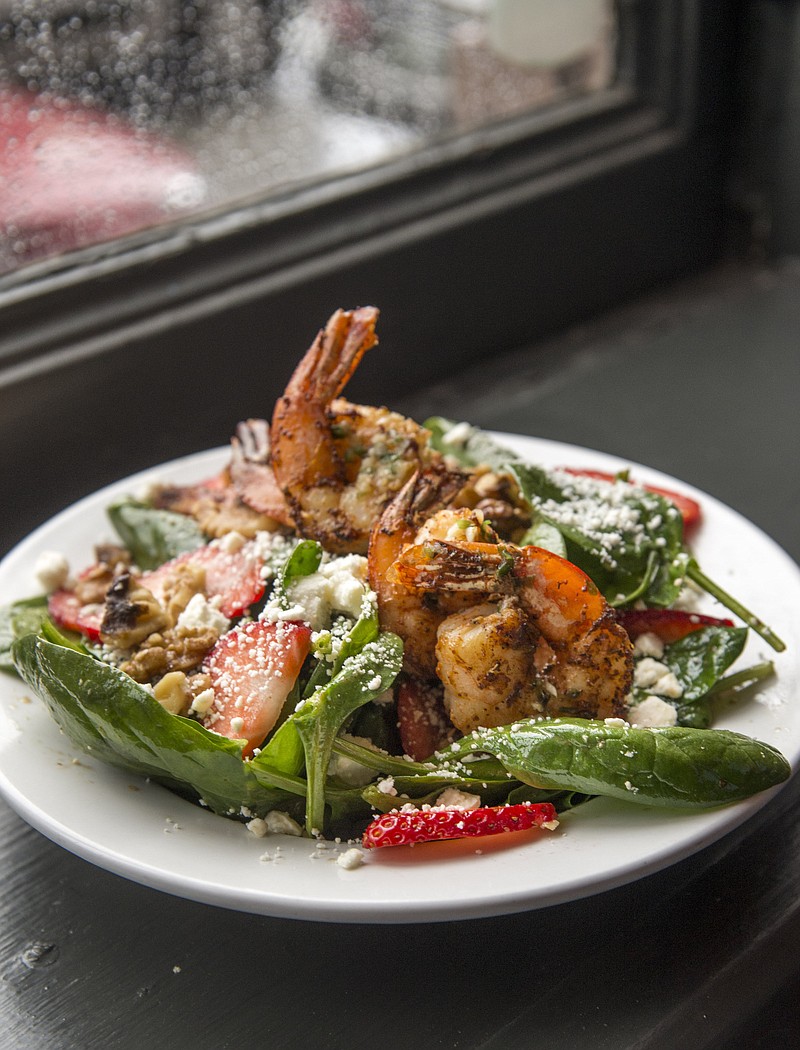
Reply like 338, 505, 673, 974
563, 468, 702, 535
140, 541, 265, 618
47, 589, 104, 641
362, 801, 559, 849
617, 607, 735, 644
202, 619, 312, 757
396, 676, 454, 761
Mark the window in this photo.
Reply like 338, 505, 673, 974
1, 0, 618, 275
0, 4, 737, 398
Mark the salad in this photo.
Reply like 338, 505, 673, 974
0, 307, 791, 855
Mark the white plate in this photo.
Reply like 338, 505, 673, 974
0, 436, 798, 923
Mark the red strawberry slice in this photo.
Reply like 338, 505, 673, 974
396, 676, 453, 761
563, 468, 702, 535
202, 619, 312, 757
617, 607, 735, 644
362, 801, 559, 849
140, 541, 265, 619
47, 589, 104, 641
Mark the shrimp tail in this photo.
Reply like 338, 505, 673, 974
270, 307, 380, 545
275, 306, 379, 428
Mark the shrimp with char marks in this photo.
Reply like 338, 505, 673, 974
369, 466, 509, 759
368, 464, 483, 680
390, 539, 634, 734
270, 307, 440, 554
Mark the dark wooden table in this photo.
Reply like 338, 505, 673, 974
1, 261, 798, 1049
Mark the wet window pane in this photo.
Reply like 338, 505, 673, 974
0, 0, 617, 275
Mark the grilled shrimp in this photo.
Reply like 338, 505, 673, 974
392, 539, 634, 733
270, 307, 439, 554
368, 465, 490, 679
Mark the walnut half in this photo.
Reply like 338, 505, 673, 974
100, 573, 166, 649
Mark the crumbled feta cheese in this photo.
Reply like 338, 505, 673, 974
216, 530, 246, 554
34, 550, 70, 592
230, 716, 245, 735
604, 717, 629, 729
246, 817, 269, 838
336, 848, 365, 870
376, 777, 397, 796
262, 553, 372, 631
251, 531, 299, 575
189, 688, 215, 717
634, 657, 671, 689
442, 421, 474, 446
628, 695, 678, 727
651, 671, 683, 699
435, 788, 481, 810
328, 752, 375, 787
134, 476, 162, 503
318, 555, 369, 616
176, 593, 230, 635
633, 632, 665, 659
263, 811, 303, 836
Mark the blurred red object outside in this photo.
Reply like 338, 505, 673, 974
0, 88, 205, 273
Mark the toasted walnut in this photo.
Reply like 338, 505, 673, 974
95, 543, 131, 569
474, 498, 531, 539
158, 562, 206, 628
186, 673, 215, 717
456, 469, 531, 540
187, 672, 213, 698
100, 573, 167, 649
121, 624, 219, 683
73, 545, 132, 605
152, 671, 193, 715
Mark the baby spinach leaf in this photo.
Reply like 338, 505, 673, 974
425, 416, 516, 473
510, 462, 688, 608
274, 539, 323, 603
304, 605, 380, 698
348, 698, 402, 755
291, 633, 403, 835
12, 634, 293, 817
659, 625, 748, 702
675, 659, 776, 730
675, 703, 712, 730
518, 520, 567, 558
107, 500, 205, 570
0, 596, 48, 673
253, 718, 305, 777
434, 717, 790, 809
